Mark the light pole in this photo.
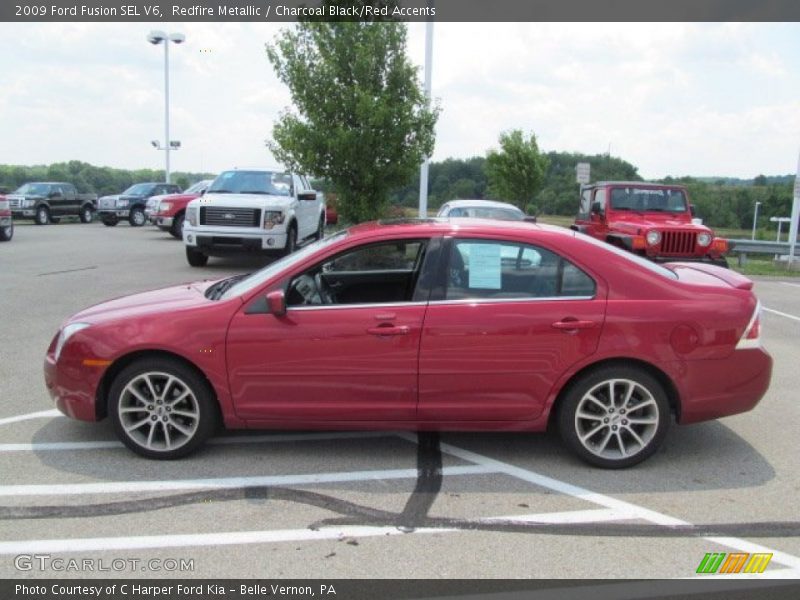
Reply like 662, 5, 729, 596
147, 30, 185, 184
751, 201, 762, 240
418, 13, 434, 218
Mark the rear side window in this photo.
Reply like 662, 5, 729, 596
445, 239, 595, 300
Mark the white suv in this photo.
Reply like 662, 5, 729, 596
183, 168, 326, 267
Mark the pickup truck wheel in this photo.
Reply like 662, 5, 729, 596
79, 206, 94, 223
0, 222, 12, 242
170, 213, 185, 239
315, 215, 325, 240
109, 358, 218, 459
102, 217, 118, 227
557, 366, 670, 469
282, 224, 297, 257
129, 207, 146, 227
186, 246, 209, 267
35, 206, 50, 225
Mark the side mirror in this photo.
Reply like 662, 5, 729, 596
266, 290, 286, 317
591, 201, 603, 215
689, 204, 696, 217
298, 191, 317, 201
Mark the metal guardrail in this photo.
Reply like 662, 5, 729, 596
727, 239, 800, 255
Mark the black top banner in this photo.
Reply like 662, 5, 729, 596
4, 0, 800, 22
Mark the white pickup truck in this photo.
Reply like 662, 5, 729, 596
182, 168, 326, 267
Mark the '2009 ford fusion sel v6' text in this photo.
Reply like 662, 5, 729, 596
44, 219, 771, 468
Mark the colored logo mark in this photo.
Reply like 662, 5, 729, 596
696, 552, 772, 574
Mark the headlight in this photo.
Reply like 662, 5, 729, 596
697, 233, 712, 246
263, 211, 285, 230
54, 323, 90, 362
186, 206, 198, 226
645, 230, 662, 246
159, 202, 172, 213
116, 199, 129, 208
23, 199, 35, 208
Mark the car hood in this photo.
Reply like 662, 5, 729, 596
196, 193, 292, 208
609, 213, 711, 234
67, 280, 225, 325
157, 193, 200, 203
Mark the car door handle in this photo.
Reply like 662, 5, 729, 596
367, 325, 410, 336
552, 319, 598, 330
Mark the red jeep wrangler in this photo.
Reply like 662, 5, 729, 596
572, 181, 729, 267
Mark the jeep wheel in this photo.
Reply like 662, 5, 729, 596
79, 206, 94, 224
0, 222, 12, 242
129, 207, 146, 227
186, 246, 209, 267
558, 366, 670, 469
109, 358, 218, 459
170, 213, 185, 239
35, 206, 50, 225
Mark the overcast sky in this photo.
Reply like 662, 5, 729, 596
1, 22, 799, 179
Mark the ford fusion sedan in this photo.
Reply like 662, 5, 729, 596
438, 199, 534, 222
44, 219, 771, 467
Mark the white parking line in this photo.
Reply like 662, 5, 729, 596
0, 464, 493, 497
0, 431, 393, 453
779, 282, 800, 289
0, 509, 630, 555
763, 307, 800, 323
0, 409, 61, 427
415, 434, 800, 572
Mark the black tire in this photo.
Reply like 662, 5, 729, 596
170, 213, 185, 239
282, 223, 297, 256
102, 217, 118, 227
314, 214, 325, 241
108, 357, 218, 459
186, 246, 209, 267
129, 207, 146, 227
79, 205, 94, 223
50, 217, 61, 224
557, 365, 671, 469
0, 222, 12, 242
35, 205, 50, 225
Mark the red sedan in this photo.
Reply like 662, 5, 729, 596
44, 219, 771, 467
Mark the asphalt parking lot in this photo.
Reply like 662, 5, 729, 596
1, 220, 799, 579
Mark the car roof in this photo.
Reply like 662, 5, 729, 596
347, 217, 562, 239
590, 181, 686, 189
441, 199, 523, 210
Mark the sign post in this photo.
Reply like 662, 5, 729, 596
788, 150, 800, 265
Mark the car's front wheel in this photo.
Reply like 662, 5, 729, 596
282, 223, 297, 257
35, 206, 50, 225
109, 358, 218, 459
170, 213, 185, 239
129, 207, 146, 227
0, 221, 12, 242
186, 246, 208, 267
557, 366, 670, 468
315, 214, 325, 240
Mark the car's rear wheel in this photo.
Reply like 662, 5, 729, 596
0, 222, 12, 242
35, 206, 50, 225
170, 213, 185, 239
79, 205, 94, 223
558, 366, 670, 468
109, 358, 218, 459
186, 246, 208, 267
129, 207, 146, 227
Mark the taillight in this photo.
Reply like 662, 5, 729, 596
736, 301, 762, 349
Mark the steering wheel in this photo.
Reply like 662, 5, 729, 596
314, 272, 334, 304
291, 274, 322, 305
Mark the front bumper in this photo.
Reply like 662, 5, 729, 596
44, 352, 104, 422
11, 210, 35, 218
98, 209, 130, 218
183, 225, 288, 254
154, 215, 174, 228
0, 215, 12, 227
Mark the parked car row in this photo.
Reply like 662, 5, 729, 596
147, 179, 213, 239
7, 182, 97, 225
98, 182, 182, 227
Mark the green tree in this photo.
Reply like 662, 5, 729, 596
266, 13, 439, 223
485, 130, 549, 210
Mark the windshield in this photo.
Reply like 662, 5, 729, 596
122, 183, 155, 196
208, 170, 292, 196
609, 188, 688, 213
220, 230, 349, 300
14, 183, 51, 196
185, 180, 211, 194
446, 206, 525, 220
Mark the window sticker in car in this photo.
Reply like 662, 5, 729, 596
467, 243, 502, 289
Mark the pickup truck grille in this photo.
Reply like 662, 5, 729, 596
8, 198, 21, 209
200, 207, 261, 227
661, 231, 697, 255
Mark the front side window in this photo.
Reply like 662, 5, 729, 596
287, 239, 427, 307
445, 239, 595, 301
